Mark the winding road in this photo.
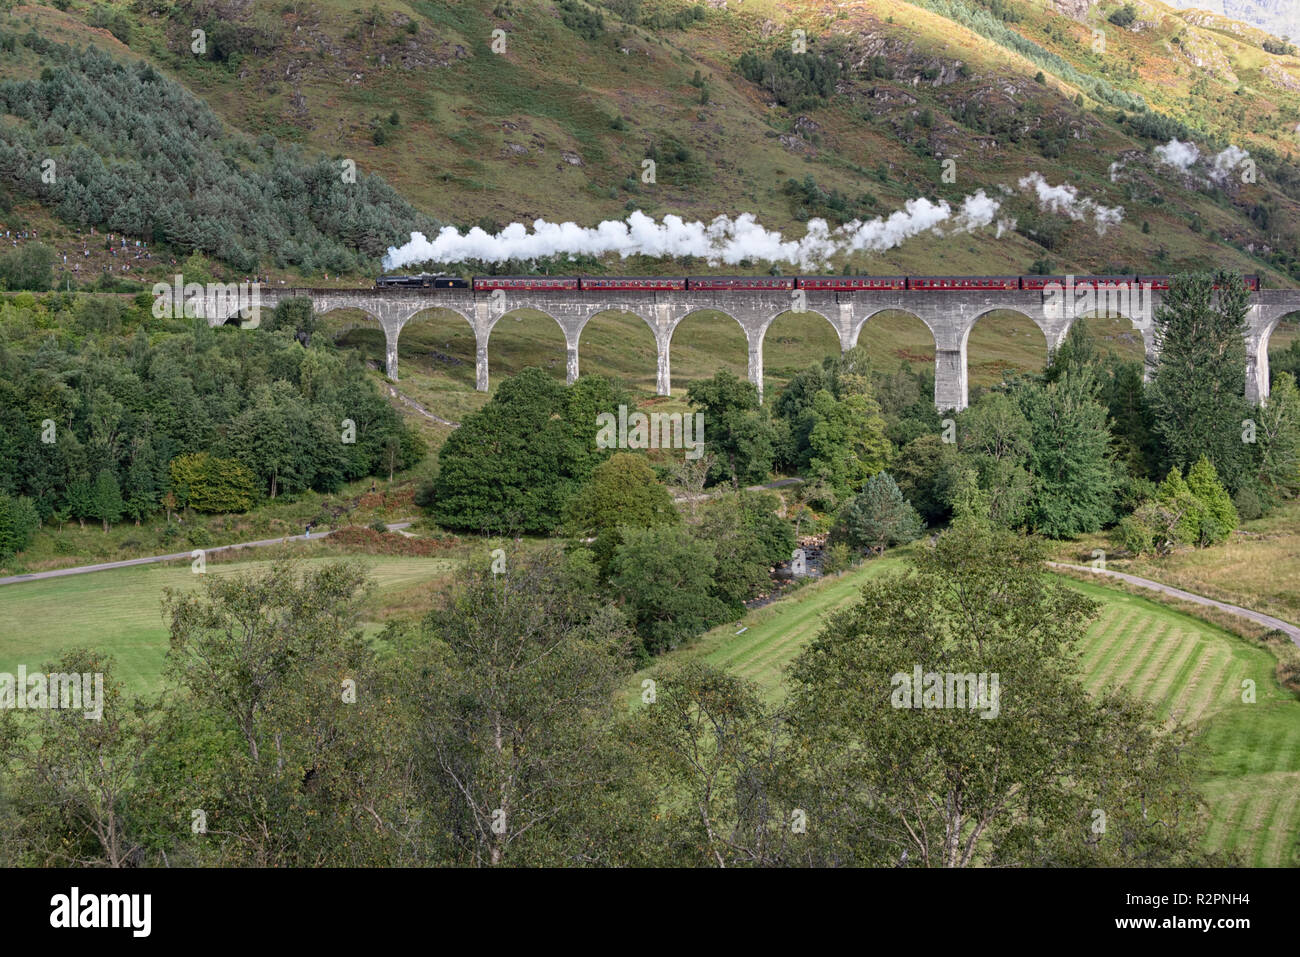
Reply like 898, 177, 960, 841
1048, 562, 1300, 649
0, 522, 414, 587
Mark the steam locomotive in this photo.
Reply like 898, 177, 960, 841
375, 273, 1260, 292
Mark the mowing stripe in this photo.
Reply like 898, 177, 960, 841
1183, 650, 1234, 725
1160, 634, 1214, 721
1079, 611, 1142, 692
1133, 637, 1197, 712
1078, 608, 1139, 673
1091, 617, 1170, 691
1119, 621, 1183, 695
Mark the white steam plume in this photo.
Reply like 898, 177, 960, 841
383, 174, 1125, 270
383, 194, 1003, 271
1154, 138, 1201, 172
1018, 172, 1124, 235
1210, 145, 1251, 182
1153, 138, 1252, 186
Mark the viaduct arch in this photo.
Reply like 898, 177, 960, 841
198, 285, 1299, 411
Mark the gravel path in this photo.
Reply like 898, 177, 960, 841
0, 522, 415, 587
1048, 562, 1300, 648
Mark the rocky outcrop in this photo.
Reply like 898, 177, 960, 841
1052, 0, 1092, 21
1165, 0, 1300, 44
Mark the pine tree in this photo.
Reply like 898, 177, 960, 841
90, 469, 124, 533
1185, 455, 1237, 544
830, 471, 924, 555
1148, 272, 1252, 490
1255, 371, 1300, 499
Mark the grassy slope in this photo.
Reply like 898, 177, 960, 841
0, 553, 457, 694
630, 555, 1300, 866
7, 0, 1300, 426
5, 0, 1300, 288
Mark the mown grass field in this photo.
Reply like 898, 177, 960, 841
0, 554, 456, 696
1070, 578, 1300, 868
632, 559, 1300, 867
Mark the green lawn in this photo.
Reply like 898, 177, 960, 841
0, 554, 456, 696
629, 555, 907, 697
633, 558, 1300, 867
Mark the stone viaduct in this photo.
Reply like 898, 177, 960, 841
209, 286, 1300, 411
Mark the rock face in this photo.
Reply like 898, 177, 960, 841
1057, 0, 1298, 43
1051, 0, 1092, 20
1162, 0, 1300, 42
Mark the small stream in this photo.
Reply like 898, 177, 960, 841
744, 536, 827, 611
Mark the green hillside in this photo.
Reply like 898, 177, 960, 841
3, 0, 1300, 287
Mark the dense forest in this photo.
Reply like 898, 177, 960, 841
0, 34, 437, 273
0, 294, 424, 559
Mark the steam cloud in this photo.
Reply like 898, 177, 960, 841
1153, 138, 1252, 185
382, 175, 1121, 269
383, 193, 1003, 271
1017, 173, 1124, 234
1154, 138, 1201, 172
1210, 145, 1251, 182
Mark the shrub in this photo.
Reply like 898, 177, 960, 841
821, 541, 853, 574
1108, 4, 1137, 28
1155, 467, 1206, 546
1233, 483, 1266, 522
326, 526, 459, 555
558, 0, 604, 40
0, 243, 54, 291
1185, 455, 1237, 545
169, 453, 257, 514
186, 526, 214, 548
